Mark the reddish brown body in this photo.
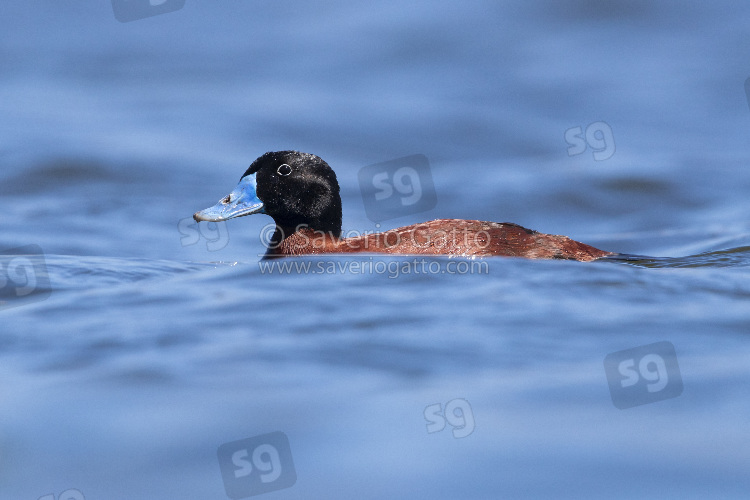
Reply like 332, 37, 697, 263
267, 219, 611, 262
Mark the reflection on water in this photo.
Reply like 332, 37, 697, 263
608, 245, 750, 268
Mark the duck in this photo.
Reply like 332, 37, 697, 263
193, 151, 613, 261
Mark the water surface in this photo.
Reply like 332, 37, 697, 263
2, 2, 750, 499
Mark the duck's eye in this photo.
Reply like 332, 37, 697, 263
277, 164, 292, 176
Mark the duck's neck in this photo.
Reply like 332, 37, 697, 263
265, 225, 342, 256
269, 200, 342, 240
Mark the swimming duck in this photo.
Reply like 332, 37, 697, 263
193, 151, 612, 261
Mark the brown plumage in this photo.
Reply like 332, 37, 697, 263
267, 220, 610, 261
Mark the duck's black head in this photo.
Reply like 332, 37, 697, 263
193, 151, 343, 237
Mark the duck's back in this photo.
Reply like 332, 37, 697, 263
333, 219, 611, 261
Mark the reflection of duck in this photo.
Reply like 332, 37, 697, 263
194, 151, 612, 261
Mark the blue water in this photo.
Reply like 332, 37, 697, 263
2, 2, 750, 499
